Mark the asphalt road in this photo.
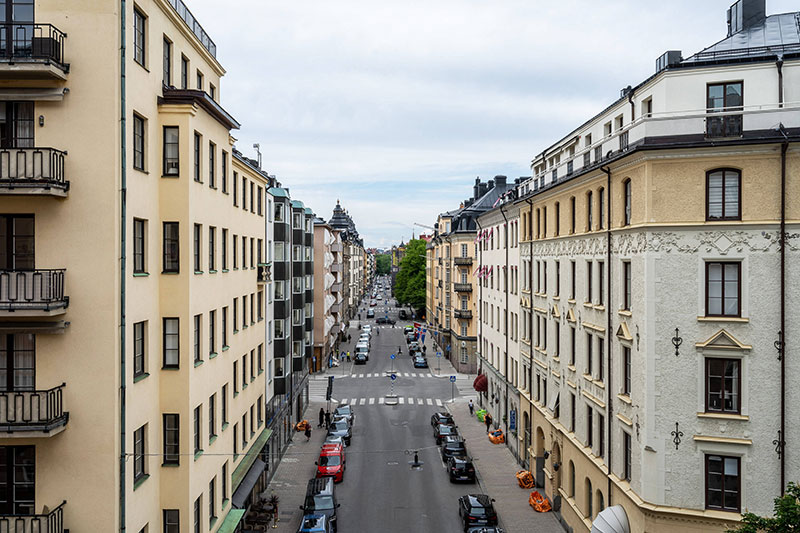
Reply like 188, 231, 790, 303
329, 286, 474, 533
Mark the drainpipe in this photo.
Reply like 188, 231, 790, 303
476, 219, 483, 406
500, 204, 510, 450
600, 166, 613, 506
627, 89, 635, 121
776, 55, 784, 108
778, 124, 788, 495
119, 1, 128, 531
526, 198, 534, 431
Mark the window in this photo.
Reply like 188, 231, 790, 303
623, 431, 632, 481
570, 196, 576, 234
555, 202, 560, 236
162, 318, 179, 368
180, 55, 188, 89
222, 307, 228, 348
233, 361, 238, 393
209, 84, 216, 101
570, 260, 576, 299
133, 114, 145, 171
623, 178, 632, 226
193, 405, 202, 454
598, 414, 604, 458
209, 478, 217, 526
706, 169, 741, 221
193, 224, 202, 272
569, 461, 576, 498
570, 392, 576, 432
707, 82, 743, 138
706, 262, 740, 317
598, 261, 604, 306
586, 479, 593, 518
209, 393, 216, 438
242, 179, 247, 210
163, 127, 179, 176
221, 152, 228, 193
586, 406, 593, 447
623, 261, 631, 311
586, 191, 593, 231
222, 462, 228, 502
194, 496, 202, 533
209, 310, 216, 355
233, 235, 238, 269
196, 70, 204, 91
257, 187, 263, 215
706, 358, 740, 413
163, 414, 179, 465
570, 327, 576, 366
134, 321, 147, 378
208, 142, 216, 187
706, 455, 740, 512
208, 226, 216, 271
598, 188, 604, 229
250, 182, 255, 212
233, 297, 238, 331
163, 509, 179, 533
586, 261, 593, 303
134, 218, 147, 274
221, 385, 228, 425
274, 202, 284, 222
221, 229, 228, 270
133, 8, 146, 66
134, 425, 147, 483
162, 37, 171, 86
623, 346, 631, 395
193, 314, 202, 364
554, 261, 560, 297
193, 133, 202, 182
233, 172, 238, 206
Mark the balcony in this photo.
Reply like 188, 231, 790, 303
0, 23, 69, 80
0, 501, 66, 533
0, 148, 68, 196
453, 283, 472, 293
454, 256, 472, 266
0, 384, 68, 437
257, 264, 271, 284
0, 269, 68, 316
331, 263, 342, 273
331, 243, 342, 253
331, 282, 342, 294
454, 309, 472, 319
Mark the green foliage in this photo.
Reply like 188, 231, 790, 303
726, 482, 800, 533
394, 239, 427, 313
376, 254, 391, 275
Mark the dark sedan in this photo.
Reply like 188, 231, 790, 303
406, 332, 415, 343
376, 317, 396, 325
447, 455, 476, 483
431, 412, 455, 427
458, 494, 498, 531
354, 352, 367, 365
441, 436, 468, 460
327, 420, 352, 446
333, 404, 354, 425
434, 423, 459, 444
413, 356, 428, 368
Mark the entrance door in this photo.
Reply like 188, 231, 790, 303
0, 445, 35, 515
0, 215, 35, 270
0, 333, 34, 390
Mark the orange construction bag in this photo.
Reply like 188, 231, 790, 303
529, 491, 552, 512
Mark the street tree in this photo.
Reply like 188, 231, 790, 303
726, 482, 800, 532
376, 254, 391, 275
395, 239, 426, 314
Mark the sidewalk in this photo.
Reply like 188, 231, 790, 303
447, 397, 564, 533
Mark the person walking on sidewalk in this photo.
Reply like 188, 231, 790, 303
324, 411, 331, 429
485, 413, 493, 433
318, 408, 325, 428
305, 425, 312, 442
346, 351, 351, 362
468, 399, 474, 416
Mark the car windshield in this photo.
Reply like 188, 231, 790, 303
305, 495, 335, 511
440, 426, 454, 434
319, 455, 341, 466
331, 421, 348, 431
300, 516, 324, 529
335, 406, 351, 415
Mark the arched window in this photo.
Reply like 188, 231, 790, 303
569, 461, 576, 498
597, 489, 605, 516
706, 169, 741, 221
623, 178, 632, 226
586, 191, 593, 231
586, 478, 593, 518
598, 187, 605, 229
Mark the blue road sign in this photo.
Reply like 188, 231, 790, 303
509, 409, 517, 431
390, 373, 397, 381
449, 375, 456, 383
436, 351, 442, 358
447, 344, 451, 352
390, 354, 396, 360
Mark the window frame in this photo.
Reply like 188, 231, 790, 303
706, 168, 742, 221
133, 7, 146, 67
133, 320, 147, 378
162, 126, 179, 177
705, 261, 741, 317
623, 178, 632, 226
134, 424, 147, 482
162, 413, 180, 465
162, 36, 172, 87
162, 317, 179, 369
133, 114, 146, 171
133, 218, 147, 274
705, 454, 741, 512
705, 357, 741, 414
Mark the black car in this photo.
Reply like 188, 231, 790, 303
366, 309, 375, 318
465, 528, 504, 533
399, 310, 408, 320
406, 332, 415, 343
333, 404, 354, 425
441, 436, 468, 460
376, 317, 396, 325
458, 494, 498, 531
413, 356, 428, 368
354, 352, 367, 365
300, 478, 340, 532
431, 412, 455, 427
327, 420, 352, 446
433, 423, 459, 444
447, 455, 476, 483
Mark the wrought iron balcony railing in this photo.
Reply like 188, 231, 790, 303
0, 147, 68, 195
454, 256, 472, 266
453, 283, 472, 293
454, 309, 472, 319
0, 384, 68, 435
0, 500, 66, 533
0, 269, 68, 313
0, 23, 68, 71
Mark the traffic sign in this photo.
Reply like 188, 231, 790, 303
390, 354, 396, 360
436, 351, 442, 358
390, 373, 397, 381
449, 375, 456, 383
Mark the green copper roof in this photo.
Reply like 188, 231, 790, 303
290, 200, 305, 209
268, 187, 288, 198
304, 207, 314, 215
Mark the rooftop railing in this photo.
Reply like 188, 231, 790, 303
166, 0, 217, 57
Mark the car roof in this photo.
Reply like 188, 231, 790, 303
449, 455, 472, 463
464, 494, 493, 507
306, 477, 334, 494
433, 411, 452, 418
443, 435, 465, 444
335, 404, 351, 410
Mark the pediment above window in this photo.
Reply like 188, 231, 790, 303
695, 329, 751, 352
566, 308, 576, 323
616, 322, 633, 342
552, 305, 560, 319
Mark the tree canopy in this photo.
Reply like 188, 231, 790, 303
394, 239, 427, 313
727, 483, 800, 533
376, 254, 391, 275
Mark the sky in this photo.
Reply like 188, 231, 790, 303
188, 0, 796, 249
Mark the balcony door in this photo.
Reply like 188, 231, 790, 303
1, 0, 35, 58
0, 445, 35, 515
0, 333, 34, 391
0, 215, 34, 270
0, 102, 34, 148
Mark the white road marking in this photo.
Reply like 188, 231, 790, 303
403, 373, 409, 377
351, 398, 357, 405
417, 398, 424, 405
369, 398, 375, 405
399, 397, 405, 404
436, 399, 443, 407
379, 397, 385, 404
426, 398, 433, 405
359, 398, 366, 405
358, 374, 364, 378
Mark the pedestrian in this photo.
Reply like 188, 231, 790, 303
318, 408, 325, 428
485, 413, 493, 433
347, 334, 351, 344
468, 399, 474, 416
305, 425, 312, 442
324, 411, 331, 429
346, 351, 351, 362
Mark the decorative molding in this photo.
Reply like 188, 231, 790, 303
692, 435, 753, 446
695, 329, 752, 351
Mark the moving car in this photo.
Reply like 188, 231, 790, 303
297, 514, 333, 533
333, 404, 355, 425
327, 419, 352, 446
458, 494, 498, 531
300, 478, 339, 532
354, 352, 367, 365
431, 412, 455, 427
376, 317, 396, 325
434, 423, 459, 444
399, 310, 408, 319
441, 436, 468, 460
316, 444, 346, 482
447, 455, 476, 483
413, 356, 428, 368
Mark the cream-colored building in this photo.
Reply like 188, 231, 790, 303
0, 0, 276, 530
507, 1, 800, 531
312, 219, 338, 372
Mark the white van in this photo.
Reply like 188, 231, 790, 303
355, 342, 369, 361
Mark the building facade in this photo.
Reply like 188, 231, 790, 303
313, 219, 339, 372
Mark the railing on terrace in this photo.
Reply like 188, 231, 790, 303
0, 501, 66, 533
453, 283, 472, 292
0, 269, 67, 311
166, 0, 217, 57
0, 23, 67, 69
454, 257, 473, 266
0, 384, 67, 433
0, 148, 68, 192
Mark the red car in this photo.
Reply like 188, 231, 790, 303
316, 444, 346, 482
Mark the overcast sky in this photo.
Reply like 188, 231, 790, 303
189, 0, 795, 248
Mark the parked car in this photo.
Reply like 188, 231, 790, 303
413, 356, 428, 368
366, 309, 375, 318
369, 301, 377, 307
355, 343, 369, 360
434, 423, 459, 444
465, 527, 504, 533
458, 494, 498, 531
327, 419, 352, 446
362, 325, 372, 334
404, 325, 413, 334
406, 332, 415, 343
300, 478, 339, 532
297, 514, 333, 533
447, 455, 476, 483
358, 335, 370, 348
333, 404, 354, 425
354, 352, 367, 365
441, 436, 468, 460
399, 310, 408, 320
316, 444, 346, 482
431, 412, 455, 427
409, 341, 422, 354
323, 435, 346, 448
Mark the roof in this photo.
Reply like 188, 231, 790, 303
291, 200, 305, 209
685, 12, 800, 63
268, 187, 289, 198
304, 207, 314, 216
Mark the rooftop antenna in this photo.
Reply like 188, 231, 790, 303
253, 143, 262, 169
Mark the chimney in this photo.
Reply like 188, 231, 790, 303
473, 177, 481, 200
480, 183, 488, 197
727, 0, 765, 36
487, 179, 495, 190
494, 175, 507, 187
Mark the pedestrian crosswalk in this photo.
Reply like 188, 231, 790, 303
336, 397, 444, 407
314, 372, 434, 379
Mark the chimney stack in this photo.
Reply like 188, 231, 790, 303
473, 177, 481, 200
494, 175, 507, 187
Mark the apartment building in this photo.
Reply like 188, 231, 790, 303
312, 218, 337, 373
0, 0, 276, 530
329, 201, 365, 322
508, 1, 800, 531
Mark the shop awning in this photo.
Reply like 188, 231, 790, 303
232, 458, 266, 508
216, 508, 246, 533
0, 321, 66, 334
473, 374, 487, 392
591, 505, 630, 533
0, 88, 67, 101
